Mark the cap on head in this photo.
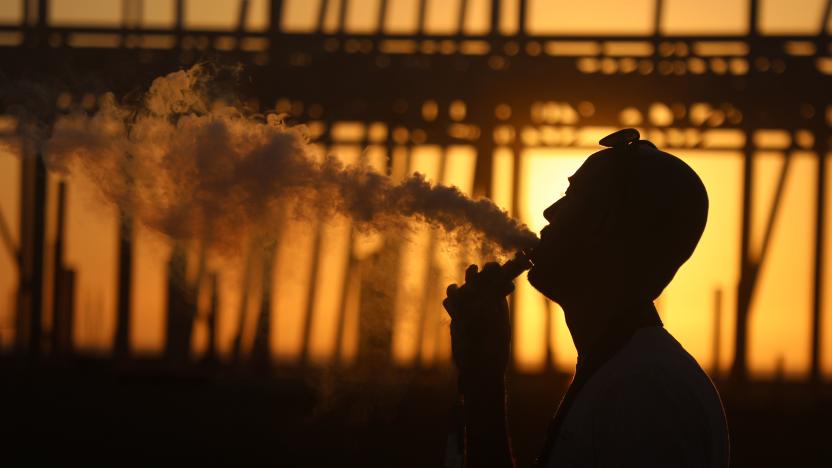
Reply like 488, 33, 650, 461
595, 128, 709, 300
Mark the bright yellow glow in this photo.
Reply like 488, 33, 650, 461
662, 0, 749, 35
346, 0, 382, 33
759, 0, 827, 34
50, 0, 121, 26
527, 0, 655, 35
515, 148, 586, 372
748, 153, 815, 378
660, 151, 742, 375
491, 148, 515, 215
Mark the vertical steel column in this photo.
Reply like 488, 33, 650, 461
51, 181, 68, 355
114, 211, 133, 359
712, 288, 722, 378
206, 272, 219, 363
810, 121, 827, 382
252, 240, 277, 366
174, 0, 183, 47
17, 142, 46, 357
231, 243, 256, 361
731, 0, 759, 381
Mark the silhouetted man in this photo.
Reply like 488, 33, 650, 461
444, 129, 729, 468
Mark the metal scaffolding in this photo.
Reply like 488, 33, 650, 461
0, 0, 830, 380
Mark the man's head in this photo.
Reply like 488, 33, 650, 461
527, 137, 708, 308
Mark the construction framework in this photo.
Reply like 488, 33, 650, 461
0, 0, 830, 381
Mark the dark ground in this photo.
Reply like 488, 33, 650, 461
2, 356, 831, 467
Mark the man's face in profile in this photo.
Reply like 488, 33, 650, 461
527, 153, 619, 304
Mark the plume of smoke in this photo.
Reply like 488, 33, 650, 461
43, 65, 537, 257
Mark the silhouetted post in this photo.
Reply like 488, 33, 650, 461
809, 121, 827, 383
333, 230, 356, 365
231, 246, 255, 362
165, 245, 190, 362
300, 219, 324, 365
731, 0, 760, 382
252, 240, 277, 367
205, 272, 219, 363
712, 288, 722, 379
0, 206, 15, 265
17, 144, 47, 357
114, 210, 133, 359
51, 181, 76, 356
299, 137, 330, 365
173, 0, 183, 47
268, 0, 284, 49
544, 299, 555, 371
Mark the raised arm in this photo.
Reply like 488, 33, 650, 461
443, 263, 517, 468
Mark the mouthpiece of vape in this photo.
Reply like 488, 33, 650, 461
500, 249, 534, 282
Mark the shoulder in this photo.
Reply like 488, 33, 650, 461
595, 327, 724, 417
588, 328, 729, 467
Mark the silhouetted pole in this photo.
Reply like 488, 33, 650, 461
165, 245, 190, 361
333, 230, 356, 365
114, 210, 133, 359
268, 0, 284, 42
51, 181, 76, 356
731, 0, 760, 382
17, 142, 47, 357
232, 245, 256, 362
0, 206, 16, 265
205, 272, 219, 363
173, 0, 183, 47
252, 240, 277, 366
544, 299, 555, 371
711, 288, 722, 379
809, 122, 827, 383
490, 0, 501, 36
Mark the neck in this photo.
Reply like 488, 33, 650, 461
560, 297, 660, 360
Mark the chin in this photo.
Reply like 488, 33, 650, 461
527, 264, 562, 303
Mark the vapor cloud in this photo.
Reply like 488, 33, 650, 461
44, 65, 537, 257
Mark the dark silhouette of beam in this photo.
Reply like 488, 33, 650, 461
252, 239, 277, 366
51, 181, 75, 356
114, 211, 133, 359
205, 272, 219, 363
810, 121, 828, 382
712, 287, 722, 378
0, 206, 17, 265
731, 0, 760, 382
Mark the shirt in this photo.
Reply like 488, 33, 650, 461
544, 326, 730, 468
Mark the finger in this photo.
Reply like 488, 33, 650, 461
482, 262, 501, 273
465, 264, 479, 283
480, 262, 502, 283
446, 283, 459, 297
442, 298, 455, 317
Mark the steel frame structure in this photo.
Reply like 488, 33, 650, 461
0, 0, 830, 380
